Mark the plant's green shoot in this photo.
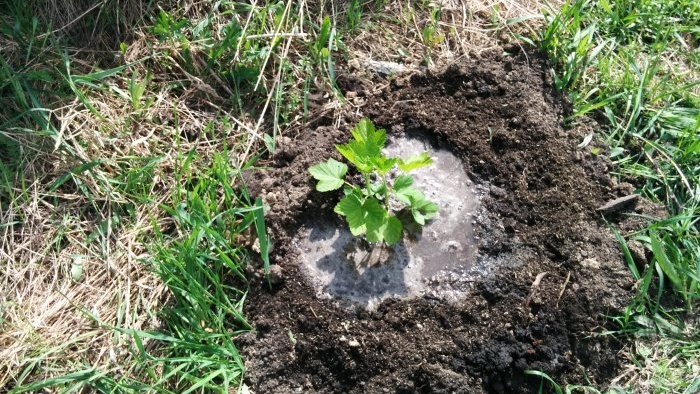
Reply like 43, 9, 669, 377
309, 118, 438, 246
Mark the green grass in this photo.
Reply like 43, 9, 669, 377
0, 0, 292, 391
536, 0, 700, 391
8, 0, 695, 392
541, 0, 700, 307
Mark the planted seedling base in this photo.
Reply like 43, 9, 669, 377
297, 136, 480, 310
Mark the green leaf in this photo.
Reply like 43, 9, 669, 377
368, 182, 386, 197
373, 156, 397, 175
70, 255, 84, 282
412, 200, 438, 225
395, 187, 438, 225
335, 118, 388, 173
309, 159, 347, 191
395, 186, 423, 205
650, 229, 681, 290
398, 152, 433, 172
335, 194, 386, 236
366, 213, 402, 244
336, 140, 373, 173
377, 215, 403, 245
393, 174, 413, 191
253, 197, 270, 276
49, 159, 106, 192
412, 203, 438, 225
350, 118, 386, 153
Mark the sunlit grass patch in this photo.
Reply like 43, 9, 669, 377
541, 0, 700, 304
539, 0, 700, 391
0, 0, 283, 390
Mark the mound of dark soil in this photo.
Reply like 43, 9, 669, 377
239, 48, 658, 393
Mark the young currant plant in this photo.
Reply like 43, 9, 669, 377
308, 118, 438, 245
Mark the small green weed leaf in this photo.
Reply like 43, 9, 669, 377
316, 16, 331, 54
609, 147, 625, 157
253, 197, 270, 276
393, 174, 413, 191
263, 133, 276, 153
398, 152, 433, 172
611, 227, 640, 280
309, 159, 347, 191
335, 194, 386, 237
49, 159, 105, 192
70, 255, 84, 282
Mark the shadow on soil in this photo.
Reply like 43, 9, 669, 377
240, 47, 661, 393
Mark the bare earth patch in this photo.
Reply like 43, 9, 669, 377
240, 48, 662, 393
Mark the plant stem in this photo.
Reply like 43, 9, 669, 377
381, 174, 389, 208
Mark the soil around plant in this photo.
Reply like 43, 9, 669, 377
239, 47, 663, 393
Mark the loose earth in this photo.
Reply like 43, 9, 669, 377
240, 48, 660, 393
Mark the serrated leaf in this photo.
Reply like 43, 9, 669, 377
373, 156, 397, 175
393, 174, 413, 191
366, 214, 402, 244
395, 187, 438, 225
309, 159, 347, 191
398, 152, 433, 172
412, 201, 439, 225
395, 186, 423, 205
350, 118, 386, 153
412, 209, 427, 225
336, 140, 373, 173
335, 194, 386, 236
382, 216, 403, 245
336, 118, 387, 173
368, 182, 386, 197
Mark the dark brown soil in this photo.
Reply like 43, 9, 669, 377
239, 48, 660, 393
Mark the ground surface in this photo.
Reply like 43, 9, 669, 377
239, 48, 662, 393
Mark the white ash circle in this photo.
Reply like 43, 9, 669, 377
295, 136, 480, 310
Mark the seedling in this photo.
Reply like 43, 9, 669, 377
309, 118, 438, 246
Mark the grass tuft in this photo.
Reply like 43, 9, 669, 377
540, 0, 700, 391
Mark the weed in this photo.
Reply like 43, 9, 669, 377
346, 0, 363, 32
420, 4, 444, 53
